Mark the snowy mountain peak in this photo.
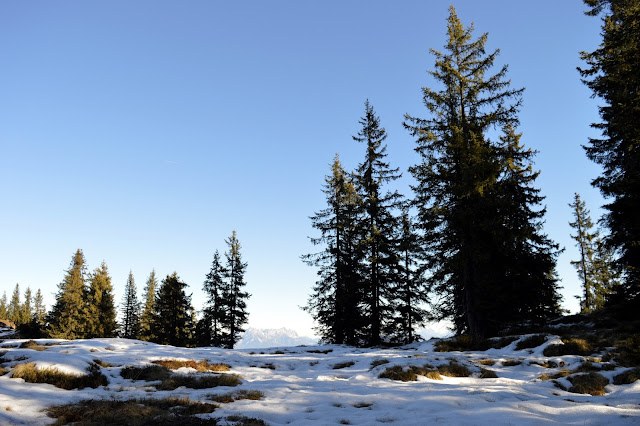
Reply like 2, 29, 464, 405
236, 327, 317, 349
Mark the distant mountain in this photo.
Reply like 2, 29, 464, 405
236, 327, 317, 349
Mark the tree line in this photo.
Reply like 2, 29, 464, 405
7, 231, 250, 348
304, 2, 637, 345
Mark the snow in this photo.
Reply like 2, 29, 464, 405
236, 328, 317, 349
0, 336, 638, 424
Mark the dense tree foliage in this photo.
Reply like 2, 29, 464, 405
220, 231, 250, 349
579, 0, 640, 304
404, 7, 561, 340
139, 269, 158, 342
151, 272, 195, 347
196, 251, 228, 347
86, 262, 118, 338
120, 271, 141, 339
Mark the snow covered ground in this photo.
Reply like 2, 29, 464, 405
0, 336, 639, 425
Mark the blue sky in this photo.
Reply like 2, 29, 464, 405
1, 1, 604, 336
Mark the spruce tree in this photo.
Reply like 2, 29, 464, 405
48, 249, 89, 339
405, 7, 561, 339
9, 284, 21, 325
579, 0, 640, 304
20, 287, 33, 326
304, 155, 366, 345
221, 231, 250, 349
120, 271, 141, 339
151, 272, 195, 347
353, 100, 403, 346
33, 289, 46, 324
196, 251, 228, 347
139, 269, 158, 341
569, 193, 618, 312
0, 292, 7, 319
86, 262, 117, 338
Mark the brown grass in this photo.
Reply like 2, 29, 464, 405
529, 360, 558, 368
120, 365, 171, 381
225, 415, 267, 425
12, 362, 108, 390
46, 397, 219, 425
209, 390, 265, 403
155, 373, 242, 390
19, 340, 46, 351
515, 335, 548, 351
435, 335, 518, 352
307, 349, 333, 354
152, 359, 230, 372
476, 359, 495, 366
378, 365, 427, 382
0, 367, 8, 376
352, 401, 373, 408
613, 367, 640, 385
332, 361, 355, 369
502, 359, 522, 367
93, 359, 112, 368
538, 368, 572, 381
370, 359, 390, 369
543, 338, 593, 357
425, 370, 443, 380
438, 361, 472, 377
568, 372, 609, 396
479, 368, 498, 379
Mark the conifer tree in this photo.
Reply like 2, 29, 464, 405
151, 272, 195, 347
353, 100, 403, 346
86, 262, 117, 337
304, 155, 366, 345
48, 249, 89, 339
9, 284, 21, 325
120, 271, 140, 339
0, 292, 7, 319
139, 269, 158, 341
221, 231, 250, 349
196, 251, 228, 347
404, 7, 561, 340
33, 289, 46, 324
579, 0, 640, 304
569, 193, 618, 312
19, 287, 33, 326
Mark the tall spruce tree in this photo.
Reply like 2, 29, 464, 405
0, 292, 7, 319
404, 7, 560, 340
221, 231, 250, 349
48, 249, 89, 339
139, 269, 158, 341
353, 100, 403, 346
196, 251, 228, 347
120, 271, 140, 339
86, 262, 117, 338
33, 289, 46, 324
569, 193, 618, 312
579, 0, 640, 304
151, 272, 195, 347
303, 155, 366, 345
9, 284, 21, 325
20, 287, 33, 326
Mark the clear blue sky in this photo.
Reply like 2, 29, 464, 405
1, 1, 604, 336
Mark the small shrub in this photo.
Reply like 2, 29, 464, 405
613, 367, 640, 385
516, 334, 548, 350
502, 359, 522, 367
209, 390, 264, 403
370, 359, 390, 369
543, 338, 593, 357
156, 373, 242, 390
332, 361, 355, 370
120, 365, 171, 381
46, 397, 218, 425
614, 335, 640, 367
307, 349, 333, 354
574, 361, 601, 373
18, 340, 46, 351
272, 350, 285, 355
12, 362, 108, 390
438, 361, 471, 377
568, 372, 609, 396
476, 359, 495, 366
339, 420, 351, 425
378, 366, 418, 382
152, 359, 230, 372
479, 368, 498, 379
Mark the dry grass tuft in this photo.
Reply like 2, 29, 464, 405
538, 368, 572, 381
152, 359, 230, 372
18, 340, 46, 351
332, 361, 355, 370
502, 359, 522, 367
515, 335, 548, 351
425, 370, 443, 380
479, 368, 498, 379
529, 360, 558, 369
46, 397, 219, 425
120, 365, 171, 381
613, 367, 640, 385
225, 415, 267, 425
307, 349, 333, 354
352, 402, 373, 408
209, 389, 265, 403
543, 338, 593, 357
0, 366, 8, 376
476, 359, 495, 366
435, 335, 517, 352
438, 361, 472, 377
568, 372, 609, 396
156, 373, 242, 390
378, 366, 420, 382
93, 359, 112, 368
12, 362, 108, 390
370, 359, 390, 369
